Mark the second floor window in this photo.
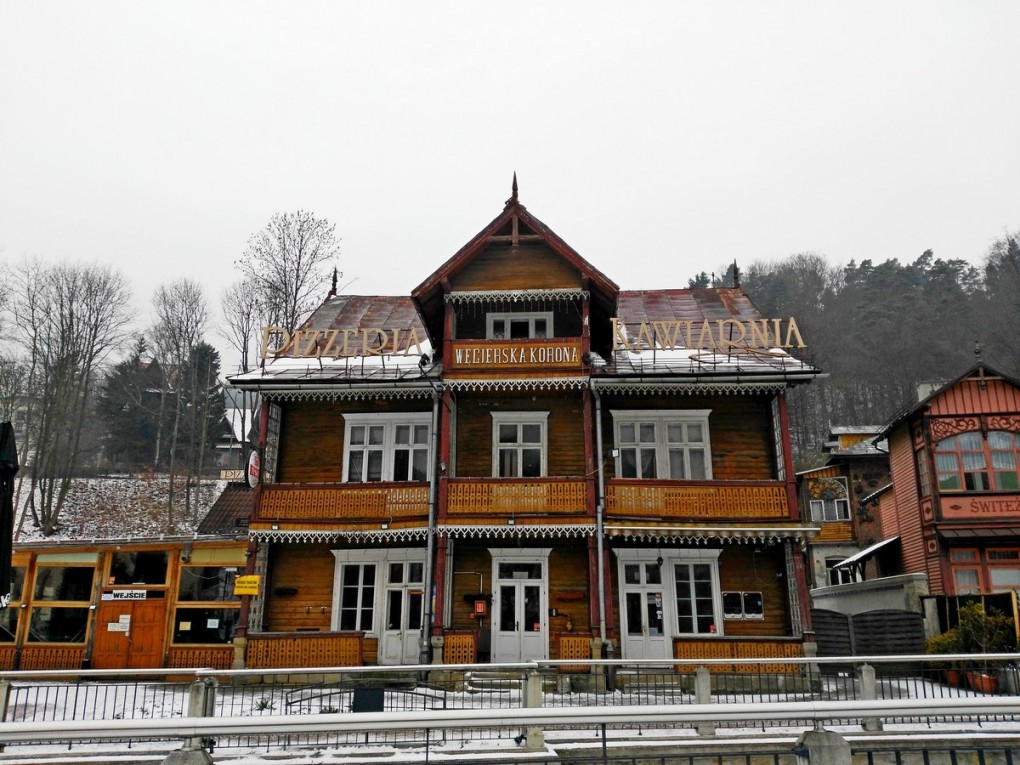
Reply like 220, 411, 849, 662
612, 410, 712, 480
492, 412, 548, 477
343, 413, 431, 483
935, 430, 1020, 492
810, 498, 850, 521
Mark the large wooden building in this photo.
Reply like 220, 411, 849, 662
229, 184, 823, 669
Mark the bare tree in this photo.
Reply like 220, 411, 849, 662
220, 277, 261, 470
9, 259, 132, 535
235, 210, 341, 333
150, 279, 208, 527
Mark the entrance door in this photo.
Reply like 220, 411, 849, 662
492, 560, 546, 662
92, 592, 167, 669
620, 561, 670, 660
379, 560, 425, 665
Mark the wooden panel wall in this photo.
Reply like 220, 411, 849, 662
599, 394, 774, 480
278, 401, 344, 484
888, 427, 928, 580
927, 378, 1020, 416
450, 244, 581, 292
455, 393, 586, 477
718, 546, 788, 637
265, 543, 335, 632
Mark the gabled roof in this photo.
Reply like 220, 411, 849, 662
411, 177, 619, 346
878, 361, 1020, 439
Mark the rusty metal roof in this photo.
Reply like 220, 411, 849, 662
301, 295, 426, 336
616, 288, 763, 324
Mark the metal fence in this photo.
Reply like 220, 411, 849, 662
0, 655, 1018, 754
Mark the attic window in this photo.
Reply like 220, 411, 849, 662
487, 312, 552, 340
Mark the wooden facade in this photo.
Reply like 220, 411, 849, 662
230, 182, 823, 669
1, 539, 245, 671
877, 364, 1020, 599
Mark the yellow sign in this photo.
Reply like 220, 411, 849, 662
233, 575, 261, 596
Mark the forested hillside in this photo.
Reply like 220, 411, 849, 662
716, 233, 1020, 467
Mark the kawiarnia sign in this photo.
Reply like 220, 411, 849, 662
259, 317, 806, 360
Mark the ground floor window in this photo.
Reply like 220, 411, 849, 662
28, 558, 95, 643
173, 563, 242, 645
173, 607, 240, 644
27, 607, 89, 643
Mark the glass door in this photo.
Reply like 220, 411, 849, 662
491, 560, 546, 662
379, 560, 424, 665
619, 561, 670, 660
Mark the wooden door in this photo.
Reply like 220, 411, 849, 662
92, 594, 167, 669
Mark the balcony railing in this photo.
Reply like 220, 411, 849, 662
606, 480, 789, 520
446, 478, 588, 517
259, 484, 429, 521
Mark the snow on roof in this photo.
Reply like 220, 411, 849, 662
599, 346, 820, 380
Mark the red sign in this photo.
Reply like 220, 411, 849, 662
247, 451, 261, 488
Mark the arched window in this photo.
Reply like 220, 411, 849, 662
935, 430, 1020, 491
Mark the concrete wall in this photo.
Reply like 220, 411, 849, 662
809, 574, 929, 616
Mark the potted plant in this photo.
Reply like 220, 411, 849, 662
924, 627, 964, 686
957, 602, 1018, 694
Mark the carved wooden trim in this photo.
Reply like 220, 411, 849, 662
929, 417, 980, 442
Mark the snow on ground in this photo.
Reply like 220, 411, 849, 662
12, 475, 227, 542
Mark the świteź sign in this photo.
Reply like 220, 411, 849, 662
259, 318, 806, 361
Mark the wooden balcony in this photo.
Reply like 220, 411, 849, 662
259, 484, 429, 522
445, 478, 589, 518
606, 480, 789, 520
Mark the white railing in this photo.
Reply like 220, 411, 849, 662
0, 697, 1017, 745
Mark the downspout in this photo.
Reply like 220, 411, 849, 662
590, 380, 609, 653
419, 387, 441, 665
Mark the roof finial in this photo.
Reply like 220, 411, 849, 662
974, 341, 982, 359
329, 267, 338, 297
505, 172, 518, 207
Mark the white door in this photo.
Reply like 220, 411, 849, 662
379, 560, 425, 665
620, 561, 671, 660
491, 560, 547, 662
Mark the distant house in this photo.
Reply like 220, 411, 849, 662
797, 426, 893, 588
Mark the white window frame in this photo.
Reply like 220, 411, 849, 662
669, 549, 723, 636
810, 498, 851, 522
486, 312, 554, 340
611, 410, 713, 480
330, 548, 425, 636
491, 412, 549, 478
342, 412, 432, 483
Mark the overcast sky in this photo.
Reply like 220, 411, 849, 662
2, 2, 1018, 372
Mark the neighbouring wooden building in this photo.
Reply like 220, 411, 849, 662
876, 361, 1020, 601
0, 536, 246, 671
228, 182, 824, 670
797, 426, 893, 588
